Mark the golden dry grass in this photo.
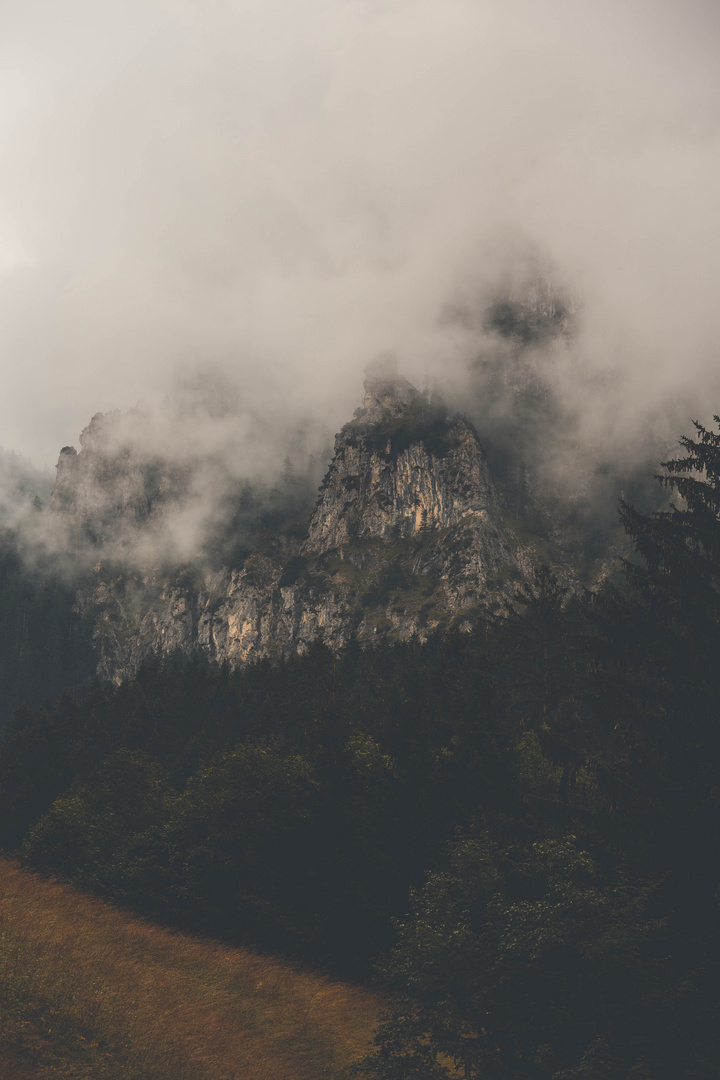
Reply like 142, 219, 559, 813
0, 858, 382, 1080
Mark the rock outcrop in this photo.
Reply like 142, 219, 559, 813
54, 367, 561, 683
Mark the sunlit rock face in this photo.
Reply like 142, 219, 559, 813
187, 381, 527, 671
307, 405, 502, 551
55, 370, 554, 683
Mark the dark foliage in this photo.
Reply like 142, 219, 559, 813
0, 633, 505, 974
0, 531, 96, 734
347, 400, 458, 460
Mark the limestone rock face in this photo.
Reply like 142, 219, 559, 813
307, 414, 500, 551
56, 372, 557, 683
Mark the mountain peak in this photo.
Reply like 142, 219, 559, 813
360, 355, 420, 422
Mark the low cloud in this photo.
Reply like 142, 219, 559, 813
0, 0, 718, 509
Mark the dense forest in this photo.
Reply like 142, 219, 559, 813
2, 421, 720, 1078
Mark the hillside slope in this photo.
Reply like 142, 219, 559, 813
0, 858, 381, 1080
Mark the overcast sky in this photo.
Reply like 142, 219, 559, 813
1, 0, 720, 467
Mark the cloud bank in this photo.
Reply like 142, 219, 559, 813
1, 0, 719, 478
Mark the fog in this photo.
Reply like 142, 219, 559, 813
1, 0, 719, 490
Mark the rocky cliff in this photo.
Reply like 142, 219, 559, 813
52, 362, 572, 683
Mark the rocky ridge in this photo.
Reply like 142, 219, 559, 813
53, 362, 567, 683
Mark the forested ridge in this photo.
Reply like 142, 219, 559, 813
2, 423, 720, 1078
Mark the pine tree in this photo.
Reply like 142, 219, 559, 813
618, 416, 720, 757
619, 417, 720, 627
615, 418, 720, 1078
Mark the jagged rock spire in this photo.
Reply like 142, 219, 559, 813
361, 354, 420, 421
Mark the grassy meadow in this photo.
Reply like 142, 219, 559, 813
0, 858, 382, 1080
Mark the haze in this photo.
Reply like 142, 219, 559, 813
1, 0, 719, 470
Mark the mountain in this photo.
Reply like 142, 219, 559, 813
48, 356, 607, 684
